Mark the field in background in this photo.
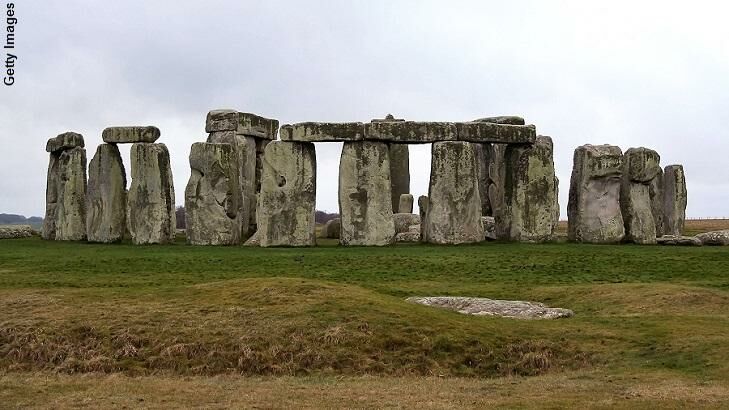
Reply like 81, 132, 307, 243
2, 237, 729, 407
554, 218, 729, 239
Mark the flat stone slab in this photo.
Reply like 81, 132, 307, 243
102, 126, 160, 144
695, 230, 729, 246
0, 225, 34, 239
656, 235, 702, 246
474, 115, 526, 125
237, 112, 279, 140
456, 122, 536, 144
280, 122, 365, 142
407, 297, 574, 320
46, 132, 84, 153
206, 109, 239, 132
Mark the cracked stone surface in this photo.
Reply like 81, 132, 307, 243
407, 297, 574, 320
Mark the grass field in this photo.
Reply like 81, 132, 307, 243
2, 222, 729, 408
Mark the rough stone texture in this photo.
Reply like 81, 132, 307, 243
86, 144, 127, 243
398, 194, 414, 214
418, 195, 429, 242
338, 141, 395, 246
208, 131, 256, 239
102, 126, 160, 144
323, 218, 341, 239
407, 297, 574, 320
43, 147, 87, 241
500, 136, 559, 242
252, 139, 271, 233
474, 116, 526, 125
567, 144, 625, 244
371, 114, 405, 123
620, 148, 661, 244
365, 121, 457, 143
456, 122, 537, 144
185, 143, 242, 245
657, 235, 702, 246
243, 231, 260, 247
394, 213, 421, 234
481, 216, 496, 240
0, 225, 34, 239
425, 141, 484, 244
695, 230, 729, 246
237, 112, 279, 140
46, 132, 84, 153
663, 165, 687, 236
484, 144, 508, 237
395, 231, 421, 242
258, 141, 316, 247
280, 122, 365, 142
649, 167, 665, 237
389, 144, 410, 212
206, 109, 238, 132
473, 144, 491, 216
127, 143, 176, 245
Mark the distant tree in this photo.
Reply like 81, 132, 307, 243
315, 210, 339, 224
175, 206, 186, 229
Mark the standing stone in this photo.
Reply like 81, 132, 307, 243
620, 148, 661, 244
389, 144, 410, 213
398, 194, 414, 214
86, 144, 126, 243
323, 218, 341, 239
484, 143, 508, 237
43, 145, 87, 241
46, 132, 84, 153
338, 141, 395, 246
649, 167, 665, 237
501, 136, 559, 242
473, 143, 491, 216
663, 165, 687, 236
567, 144, 624, 243
418, 195, 429, 242
127, 143, 176, 245
252, 139, 271, 234
185, 143, 242, 245
425, 141, 484, 244
258, 141, 316, 247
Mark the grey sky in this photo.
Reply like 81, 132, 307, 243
2, 0, 728, 217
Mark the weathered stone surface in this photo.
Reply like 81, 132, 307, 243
481, 216, 496, 240
43, 147, 87, 241
663, 165, 687, 236
395, 231, 420, 242
46, 132, 84, 153
86, 144, 127, 243
620, 148, 661, 244
500, 136, 559, 242
657, 235, 702, 246
473, 144, 490, 216
185, 143, 242, 245
407, 297, 574, 320
0, 225, 34, 239
258, 141, 316, 247
127, 143, 176, 245
474, 116, 526, 125
338, 141, 395, 246
484, 144, 508, 237
695, 230, 729, 246
243, 230, 260, 247
252, 139, 271, 233
418, 195, 429, 242
280, 122, 365, 142
567, 144, 625, 243
394, 213, 421, 234
371, 114, 405, 123
323, 218, 341, 239
102, 126, 160, 144
456, 122, 536, 144
366, 121, 457, 143
237, 112, 279, 140
205, 109, 238, 132
398, 194, 414, 214
425, 141, 484, 244
649, 167, 665, 237
389, 144, 410, 212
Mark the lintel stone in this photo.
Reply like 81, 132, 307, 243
102, 126, 160, 144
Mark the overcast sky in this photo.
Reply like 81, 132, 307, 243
2, 0, 728, 218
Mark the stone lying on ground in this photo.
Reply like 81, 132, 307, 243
398, 193, 414, 214
656, 235, 702, 246
185, 143, 242, 245
323, 218, 341, 239
407, 297, 574, 320
46, 132, 84, 153
395, 231, 420, 242
663, 165, 687, 236
389, 144, 410, 212
86, 144, 127, 243
338, 141, 395, 246
695, 230, 729, 246
127, 143, 176, 245
43, 146, 87, 241
394, 213, 420, 234
0, 225, 34, 239
474, 116, 526, 125
280, 122, 365, 142
481, 216, 496, 240
205, 109, 239, 132
620, 147, 661, 244
102, 126, 160, 144
425, 141, 484, 244
567, 144, 625, 243
418, 195, 429, 242
237, 112, 279, 139
258, 141, 316, 247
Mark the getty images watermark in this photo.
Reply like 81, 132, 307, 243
4, 2, 17, 86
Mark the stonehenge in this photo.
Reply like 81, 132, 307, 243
398, 194, 414, 214
663, 165, 687, 236
620, 148, 661, 244
44, 133, 87, 241
86, 144, 126, 243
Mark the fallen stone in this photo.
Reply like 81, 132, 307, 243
481, 216, 496, 240
323, 218, 341, 239
474, 116, 526, 125
656, 235, 702, 246
663, 165, 687, 236
425, 141, 484, 244
86, 144, 127, 243
394, 213, 421, 234
456, 122, 537, 144
0, 225, 34, 239
389, 144, 410, 212
205, 109, 239, 132
695, 230, 729, 246
127, 143, 176, 245
620, 148, 661, 244
338, 141, 395, 246
398, 194, 414, 214
395, 231, 421, 242
258, 141, 316, 247
237, 112, 279, 140
43, 146, 87, 241
280, 122, 365, 142
567, 144, 625, 243
407, 297, 574, 320
418, 195, 429, 242
46, 132, 84, 153
102, 126, 160, 144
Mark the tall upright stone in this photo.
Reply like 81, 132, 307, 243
663, 165, 687, 236
127, 143, 176, 245
425, 141, 484, 244
484, 143, 508, 237
418, 195, 429, 242
338, 141, 395, 246
567, 144, 624, 243
389, 144, 410, 213
649, 167, 665, 237
398, 194, 414, 214
43, 144, 87, 241
620, 148, 661, 244
473, 143, 491, 216
185, 143, 242, 245
86, 144, 126, 243
252, 138, 270, 233
501, 136, 559, 242
258, 141, 316, 247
